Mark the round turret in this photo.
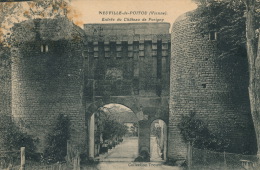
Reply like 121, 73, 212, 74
168, 12, 256, 159
11, 18, 86, 151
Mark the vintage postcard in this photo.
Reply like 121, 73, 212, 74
0, 0, 259, 170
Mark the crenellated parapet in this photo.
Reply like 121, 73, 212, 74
84, 23, 170, 58
84, 38, 170, 58
83, 23, 170, 98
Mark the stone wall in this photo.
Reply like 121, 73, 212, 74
0, 46, 12, 149
84, 23, 171, 157
6, 20, 171, 157
84, 23, 171, 98
168, 12, 257, 160
11, 18, 86, 152
4, 16, 255, 162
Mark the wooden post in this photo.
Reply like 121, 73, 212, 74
73, 157, 80, 170
20, 147, 25, 170
187, 142, 192, 170
73, 151, 80, 170
77, 154, 80, 170
67, 140, 70, 163
73, 158, 75, 170
223, 151, 227, 170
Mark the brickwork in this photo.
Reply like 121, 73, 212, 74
7, 21, 171, 157
84, 23, 171, 157
84, 23, 170, 98
1, 15, 256, 162
169, 12, 257, 160
11, 18, 86, 152
0, 46, 12, 148
2, 16, 256, 163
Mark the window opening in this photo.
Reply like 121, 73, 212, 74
41, 45, 48, 53
209, 31, 217, 41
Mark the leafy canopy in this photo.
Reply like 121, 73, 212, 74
96, 108, 128, 141
189, 0, 260, 80
0, 0, 82, 46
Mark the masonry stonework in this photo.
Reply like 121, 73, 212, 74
0, 46, 11, 149
83, 23, 171, 157
169, 12, 257, 160
7, 20, 171, 157
11, 18, 86, 151
2, 14, 255, 162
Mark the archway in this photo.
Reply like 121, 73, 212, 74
88, 103, 139, 161
150, 119, 167, 162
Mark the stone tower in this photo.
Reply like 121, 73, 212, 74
168, 12, 257, 160
0, 46, 12, 149
10, 18, 86, 151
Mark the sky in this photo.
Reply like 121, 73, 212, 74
0, 0, 197, 35
70, 0, 197, 29
104, 104, 133, 113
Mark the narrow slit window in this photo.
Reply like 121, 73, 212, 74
41, 45, 48, 53
209, 31, 217, 41
41, 45, 44, 52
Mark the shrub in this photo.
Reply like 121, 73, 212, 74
1, 116, 37, 160
43, 114, 70, 163
178, 111, 230, 151
102, 119, 128, 141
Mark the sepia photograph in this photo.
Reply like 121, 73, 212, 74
0, 0, 260, 169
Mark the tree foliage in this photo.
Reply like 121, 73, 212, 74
190, 0, 260, 60
190, 0, 256, 80
130, 122, 138, 136
102, 119, 128, 141
192, 1, 247, 55
97, 108, 128, 141
191, 0, 260, 56
178, 111, 230, 151
1, 116, 37, 160
0, 0, 81, 46
43, 114, 70, 163
151, 123, 162, 138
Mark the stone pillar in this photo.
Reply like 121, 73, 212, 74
163, 122, 167, 160
156, 40, 162, 96
133, 41, 140, 95
88, 114, 95, 158
138, 120, 151, 155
